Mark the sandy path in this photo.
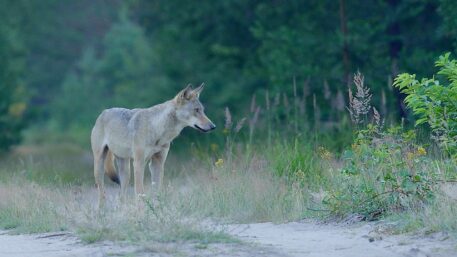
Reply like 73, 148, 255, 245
227, 221, 457, 257
0, 230, 284, 257
1, 221, 457, 257
0, 231, 139, 257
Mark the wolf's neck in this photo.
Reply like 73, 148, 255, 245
153, 101, 186, 140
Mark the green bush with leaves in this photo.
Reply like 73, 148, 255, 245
394, 53, 457, 156
320, 72, 453, 220
324, 125, 439, 220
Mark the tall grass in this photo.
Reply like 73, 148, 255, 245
0, 141, 317, 242
0, 72, 456, 244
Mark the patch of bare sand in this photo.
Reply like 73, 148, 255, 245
227, 221, 457, 257
0, 230, 284, 257
2, 221, 457, 257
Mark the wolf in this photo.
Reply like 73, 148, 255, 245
91, 84, 215, 207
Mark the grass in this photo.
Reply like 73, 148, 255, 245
0, 124, 456, 246
0, 176, 239, 244
0, 180, 67, 233
2, 135, 455, 244
0, 72, 456, 246
390, 192, 457, 235
0, 143, 316, 244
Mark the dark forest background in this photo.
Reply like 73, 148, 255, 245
1, 0, 457, 151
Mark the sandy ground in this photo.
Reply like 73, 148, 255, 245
1, 221, 457, 257
0, 230, 282, 257
227, 221, 457, 257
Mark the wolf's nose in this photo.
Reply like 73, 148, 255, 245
210, 124, 216, 130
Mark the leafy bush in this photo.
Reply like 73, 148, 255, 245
324, 125, 438, 220
394, 53, 457, 156
322, 73, 448, 220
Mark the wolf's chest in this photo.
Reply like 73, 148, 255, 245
143, 138, 169, 158
141, 129, 176, 154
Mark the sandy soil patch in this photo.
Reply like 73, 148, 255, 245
0, 230, 283, 257
227, 221, 457, 257
2, 220, 457, 257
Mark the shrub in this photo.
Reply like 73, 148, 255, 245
324, 125, 438, 220
323, 73, 444, 220
394, 53, 457, 157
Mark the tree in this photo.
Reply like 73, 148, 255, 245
0, 0, 27, 151
52, 15, 158, 131
52, 48, 106, 129
100, 15, 157, 108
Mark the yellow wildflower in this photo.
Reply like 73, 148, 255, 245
417, 146, 427, 156
318, 146, 333, 160
215, 158, 224, 168
210, 143, 219, 152
406, 152, 415, 161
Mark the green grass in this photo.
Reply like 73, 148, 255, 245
0, 178, 240, 244
0, 133, 456, 244
389, 192, 457, 235
0, 143, 315, 244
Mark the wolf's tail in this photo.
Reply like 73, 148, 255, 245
104, 149, 120, 185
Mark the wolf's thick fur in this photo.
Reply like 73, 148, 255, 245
91, 84, 215, 207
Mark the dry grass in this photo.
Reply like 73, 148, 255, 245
1, 72, 455, 245
0, 178, 235, 243
390, 188, 457, 235
0, 148, 313, 244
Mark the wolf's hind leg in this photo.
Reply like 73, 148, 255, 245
116, 157, 131, 202
94, 146, 108, 209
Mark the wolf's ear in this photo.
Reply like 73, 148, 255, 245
192, 83, 205, 98
175, 84, 193, 104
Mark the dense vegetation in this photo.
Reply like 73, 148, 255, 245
1, 0, 457, 149
0, 59, 455, 241
0, 0, 456, 245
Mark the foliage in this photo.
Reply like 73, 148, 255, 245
52, 48, 105, 130
100, 14, 159, 108
320, 72, 454, 220
0, 0, 456, 148
269, 139, 325, 188
52, 17, 158, 132
0, 0, 27, 152
394, 53, 457, 156
324, 125, 439, 220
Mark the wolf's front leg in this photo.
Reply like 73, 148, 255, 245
133, 151, 146, 199
149, 146, 170, 193
115, 157, 131, 202
148, 160, 160, 193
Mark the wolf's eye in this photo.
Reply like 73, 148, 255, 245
195, 108, 200, 113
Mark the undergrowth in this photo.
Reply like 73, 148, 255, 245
0, 55, 456, 242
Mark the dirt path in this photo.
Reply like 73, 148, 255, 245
0, 230, 283, 257
1, 221, 456, 257
227, 221, 457, 257
0, 231, 138, 257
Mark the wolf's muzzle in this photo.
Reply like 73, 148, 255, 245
194, 124, 216, 132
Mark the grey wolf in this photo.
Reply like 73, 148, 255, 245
91, 84, 215, 207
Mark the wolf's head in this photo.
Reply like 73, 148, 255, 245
173, 84, 216, 132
